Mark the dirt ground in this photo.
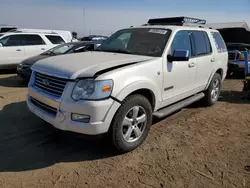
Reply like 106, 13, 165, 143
0, 73, 249, 188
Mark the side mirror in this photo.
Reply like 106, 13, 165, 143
0, 43, 3, 47
167, 49, 189, 62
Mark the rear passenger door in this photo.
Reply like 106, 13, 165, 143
190, 30, 214, 91
23, 34, 48, 59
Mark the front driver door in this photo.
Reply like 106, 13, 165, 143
161, 30, 197, 107
0, 34, 25, 68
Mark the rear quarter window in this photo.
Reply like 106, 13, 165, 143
45, 35, 65, 44
211, 32, 227, 53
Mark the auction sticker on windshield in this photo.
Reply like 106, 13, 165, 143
149, 29, 168, 35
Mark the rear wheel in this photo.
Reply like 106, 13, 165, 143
110, 94, 152, 153
202, 73, 221, 106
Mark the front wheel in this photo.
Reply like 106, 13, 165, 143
202, 73, 222, 106
110, 94, 152, 153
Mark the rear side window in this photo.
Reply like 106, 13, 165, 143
211, 32, 227, 53
45, 35, 65, 44
23, 34, 45, 45
191, 31, 211, 56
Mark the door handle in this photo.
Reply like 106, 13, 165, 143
41, 48, 46, 50
188, 62, 196, 68
211, 58, 216, 62
16, 49, 22, 51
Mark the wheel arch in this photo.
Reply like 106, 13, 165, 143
113, 81, 160, 112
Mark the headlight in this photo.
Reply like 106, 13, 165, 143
72, 79, 113, 101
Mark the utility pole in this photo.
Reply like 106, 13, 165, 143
82, 8, 86, 36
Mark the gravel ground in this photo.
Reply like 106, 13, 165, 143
0, 74, 249, 188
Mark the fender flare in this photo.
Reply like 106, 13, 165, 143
113, 80, 161, 111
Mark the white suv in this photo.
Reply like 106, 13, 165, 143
27, 18, 228, 153
0, 32, 67, 69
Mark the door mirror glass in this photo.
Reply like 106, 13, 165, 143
168, 49, 189, 62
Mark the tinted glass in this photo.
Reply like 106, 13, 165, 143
74, 44, 95, 53
171, 30, 191, 57
191, 31, 207, 56
203, 31, 212, 53
0, 35, 24, 46
45, 35, 65, 44
97, 28, 171, 57
23, 34, 45, 45
211, 32, 227, 53
43, 43, 75, 55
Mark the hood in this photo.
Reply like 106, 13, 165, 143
32, 51, 155, 79
23, 55, 51, 65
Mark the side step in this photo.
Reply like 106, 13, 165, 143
153, 93, 205, 119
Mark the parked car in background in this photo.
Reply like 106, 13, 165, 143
27, 17, 228, 153
80, 35, 108, 42
215, 27, 250, 76
226, 43, 250, 76
0, 31, 67, 69
9, 29, 74, 43
17, 41, 101, 81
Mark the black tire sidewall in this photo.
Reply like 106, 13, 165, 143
110, 95, 152, 153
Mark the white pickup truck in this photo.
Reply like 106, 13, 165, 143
27, 18, 228, 153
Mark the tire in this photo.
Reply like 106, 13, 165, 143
110, 94, 152, 153
202, 73, 222, 106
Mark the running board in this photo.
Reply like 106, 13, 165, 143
153, 93, 205, 119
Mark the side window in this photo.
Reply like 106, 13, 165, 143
171, 30, 192, 57
0, 35, 24, 47
211, 32, 227, 53
23, 34, 45, 45
45, 35, 65, 44
191, 31, 208, 56
203, 31, 212, 54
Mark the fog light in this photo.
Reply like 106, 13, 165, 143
71, 113, 90, 123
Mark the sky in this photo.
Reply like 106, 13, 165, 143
1, 0, 250, 37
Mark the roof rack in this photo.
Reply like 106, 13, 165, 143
8, 29, 58, 35
147, 16, 206, 26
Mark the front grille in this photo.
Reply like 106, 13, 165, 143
228, 52, 237, 61
30, 97, 57, 116
34, 72, 68, 97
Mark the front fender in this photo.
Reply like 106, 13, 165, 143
113, 80, 161, 111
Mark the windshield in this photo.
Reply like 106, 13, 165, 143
96, 28, 171, 57
43, 43, 76, 55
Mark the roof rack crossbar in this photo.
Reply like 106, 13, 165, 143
147, 16, 206, 26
